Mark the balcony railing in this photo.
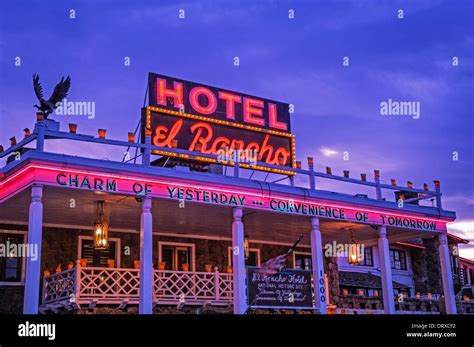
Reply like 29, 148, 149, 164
41, 263, 233, 310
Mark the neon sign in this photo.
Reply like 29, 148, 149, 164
148, 73, 291, 132
144, 110, 293, 167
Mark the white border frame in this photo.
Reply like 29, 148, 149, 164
227, 246, 261, 267
0, 229, 27, 286
292, 251, 312, 270
78, 235, 121, 268
158, 241, 196, 271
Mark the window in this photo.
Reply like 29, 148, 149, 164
79, 237, 118, 267
227, 247, 260, 267
360, 247, 373, 267
294, 253, 312, 270
159, 242, 195, 271
0, 233, 24, 282
390, 249, 407, 270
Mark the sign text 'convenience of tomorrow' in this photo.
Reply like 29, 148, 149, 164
55, 173, 442, 232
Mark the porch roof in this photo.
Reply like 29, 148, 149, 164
0, 151, 452, 246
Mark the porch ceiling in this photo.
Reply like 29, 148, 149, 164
0, 186, 435, 246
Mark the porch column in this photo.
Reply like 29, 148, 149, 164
232, 207, 247, 314
378, 225, 395, 314
23, 185, 43, 314
139, 196, 153, 314
438, 233, 457, 314
310, 217, 327, 314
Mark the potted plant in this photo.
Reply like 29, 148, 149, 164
226, 265, 233, 273
205, 264, 213, 273
158, 262, 166, 270
67, 261, 74, 270
43, 270, 50, 276
107, 259, 115, 268
134, 260, 140, 269
55, 264, 62, 273
80, 259, 88, 267
182, 263, 189, 271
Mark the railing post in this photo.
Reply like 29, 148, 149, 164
308, 157, 315, 190
434, 180, 442, 210
35, 121, 45, 152
214, 267, 220, 301
143, 133, 151, 166
374, 170, 382, 200
75, 260, 81, 302
234, 161, 240, 178
41, 274, 48, 304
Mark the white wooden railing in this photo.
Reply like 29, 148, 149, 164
42, 264, 233, 308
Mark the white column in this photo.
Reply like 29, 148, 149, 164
139, 196, 153, 314
438, 233, 457, 314
232, 207, 247, 314
310, 217, 327, 314
23, 185, 43, 314
378, 225, 395, 314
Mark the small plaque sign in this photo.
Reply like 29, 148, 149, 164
247, 267, 313, 309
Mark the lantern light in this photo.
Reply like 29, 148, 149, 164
98, 129, 106, 139
433, 180, 440, 188
391, 179, 397, 186
348, 229, 361, 265
307, 157, 314, 168
398, 194, 405, 201
360, 173, 367, 182
374, 170, 380, 179
423, 183, 428, 191
343, 170, 350, 178
69, 123, 77, 134
296, 161, 302, 169
128, 132, 135, 143
93, 201, 109, 250
244, 234, 250, 260
326, 167, 332, 175
407, 181, 413, 189
24, 128, 31, 137
10, 137, 17, 146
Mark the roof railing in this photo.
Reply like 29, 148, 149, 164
0, 119, 443, 209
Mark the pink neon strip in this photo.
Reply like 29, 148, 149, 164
0, 163, 452, 224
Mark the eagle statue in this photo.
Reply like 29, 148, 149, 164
33, 74, 71, 118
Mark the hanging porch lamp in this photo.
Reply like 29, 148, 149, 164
348, 229, 361, 265
93, 201, 109, 250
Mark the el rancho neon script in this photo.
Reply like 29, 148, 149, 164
145, 73, 294, 168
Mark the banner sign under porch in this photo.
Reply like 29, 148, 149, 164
0, 163, 450, 233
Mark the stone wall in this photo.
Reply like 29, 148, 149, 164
0, 285, 24, 313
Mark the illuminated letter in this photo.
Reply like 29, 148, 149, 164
268, 103, 288, 131
56, 173, 67, 186
243, 97, 264, 126
156, 78, 183, 108
189, 87, 217, 115
189, 122, 214, 153
218, 91, 241, 120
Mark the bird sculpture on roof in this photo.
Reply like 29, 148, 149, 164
33, 74, 71, 118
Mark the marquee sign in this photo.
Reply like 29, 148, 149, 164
247, 268, 313, 309
0, 165, 449, 233
144, 73, 295, 174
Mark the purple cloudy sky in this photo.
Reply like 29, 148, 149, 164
1, 1, 473, 257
